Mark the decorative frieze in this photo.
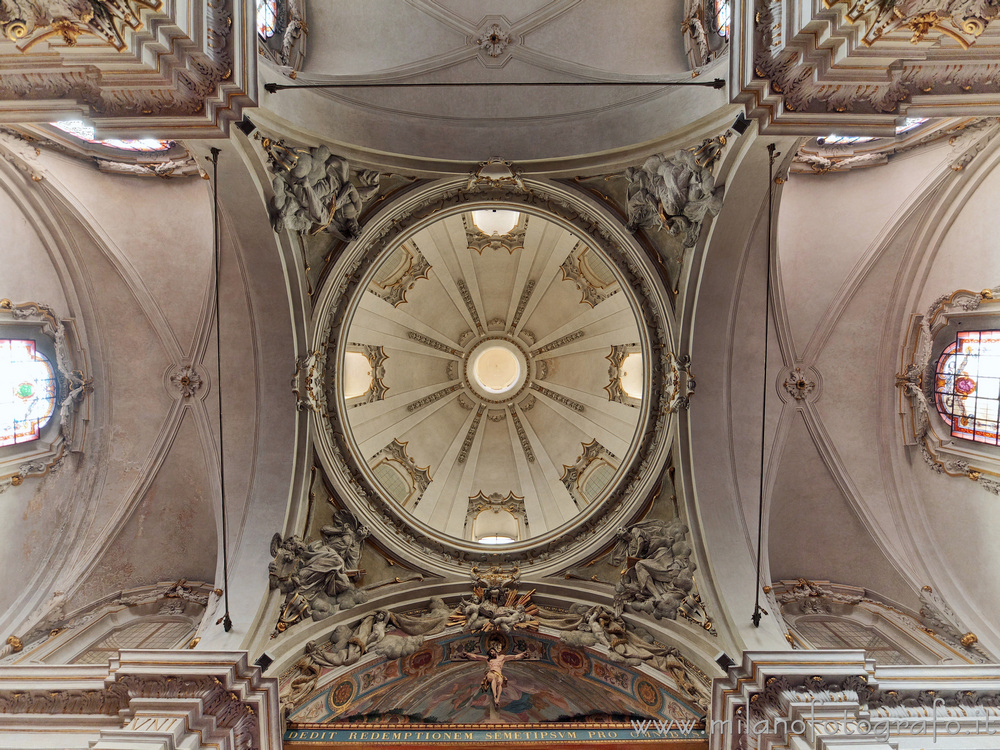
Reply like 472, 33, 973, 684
407, 331, 462, 357
457, 406, 485, 464
531, 383, 584, 412
508, 279, 535, 334
534, 329, 584, 354
456, 278, 484, 334
508, 406, 535, 463
406, 384, 462, 413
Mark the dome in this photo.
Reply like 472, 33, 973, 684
312, 180, 675, 569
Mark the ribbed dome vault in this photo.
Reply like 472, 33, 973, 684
340, 207, 645, 543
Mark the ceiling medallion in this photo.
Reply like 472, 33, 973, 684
312, 179, 673, 571
475, 23, 511, 58
471, 16, 515, 68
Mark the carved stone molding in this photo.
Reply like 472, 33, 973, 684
0, 651, 279, 750
735, 0, 1000, 134
712, 652, 1000, 750
457, 406, 484, 464
0, 0, 255, 137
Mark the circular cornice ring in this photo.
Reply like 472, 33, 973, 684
310, 177, 675, 576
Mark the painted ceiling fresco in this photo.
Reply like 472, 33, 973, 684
288, 632, 701, 726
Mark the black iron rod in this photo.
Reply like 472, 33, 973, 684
211, 146, 233, 633
752, 143, 779, 628
264, 79, 726, 93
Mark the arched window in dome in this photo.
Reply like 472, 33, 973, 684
934, 330, 1000, 446
1, 339, 57, 447
257, 0, 278, 38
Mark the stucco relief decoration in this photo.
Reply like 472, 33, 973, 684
612, 517, 711, 628
278, 597, 453, 718
0, 0, 250, 133
625, 148, 723, 247
783, 367, 815, 401
665, 352, 696, 412
715, 654, 1000, 750
537, 603, 710, 711
0, 0, 160, 51
258, 134, 380, 240
169, 364, 202, 399
465, 491, 528, 537
446, 566, 539, 636
346, 345, 387, 407
475, 23, 510, 57
605, 344, 640, 407
830, 0, 1000, 49
898, 285, 1000, 495
258, 0, 306, 71
772, 578, 864, 615
292, 349, 324, 413
466, 157, 526, 192
268, 510, 370, 636
368, 242, 431, 307
463, 213, 526, 254
919, 585, 995, 661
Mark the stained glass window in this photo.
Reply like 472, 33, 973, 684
1, 339, 57, 447
50, 121, 173, 152
935, 330, 1000, 446
714, 0, 730, 38
795, 619, 912, 664
257, 0, 277, 38
817, 119, 930, 146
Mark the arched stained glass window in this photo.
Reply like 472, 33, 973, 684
257, 0, 278, 38
50, 121, 173, 152
935, 330, 1000, 446
1, 339, 57, 447
714, 0, 730, 38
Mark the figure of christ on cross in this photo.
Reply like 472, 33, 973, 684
458, 646, 530, 706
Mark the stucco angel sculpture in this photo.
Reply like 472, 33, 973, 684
267, 141, 380, 239
625, 148, 723, 247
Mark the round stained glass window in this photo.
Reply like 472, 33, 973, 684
1, 339, 57, 446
